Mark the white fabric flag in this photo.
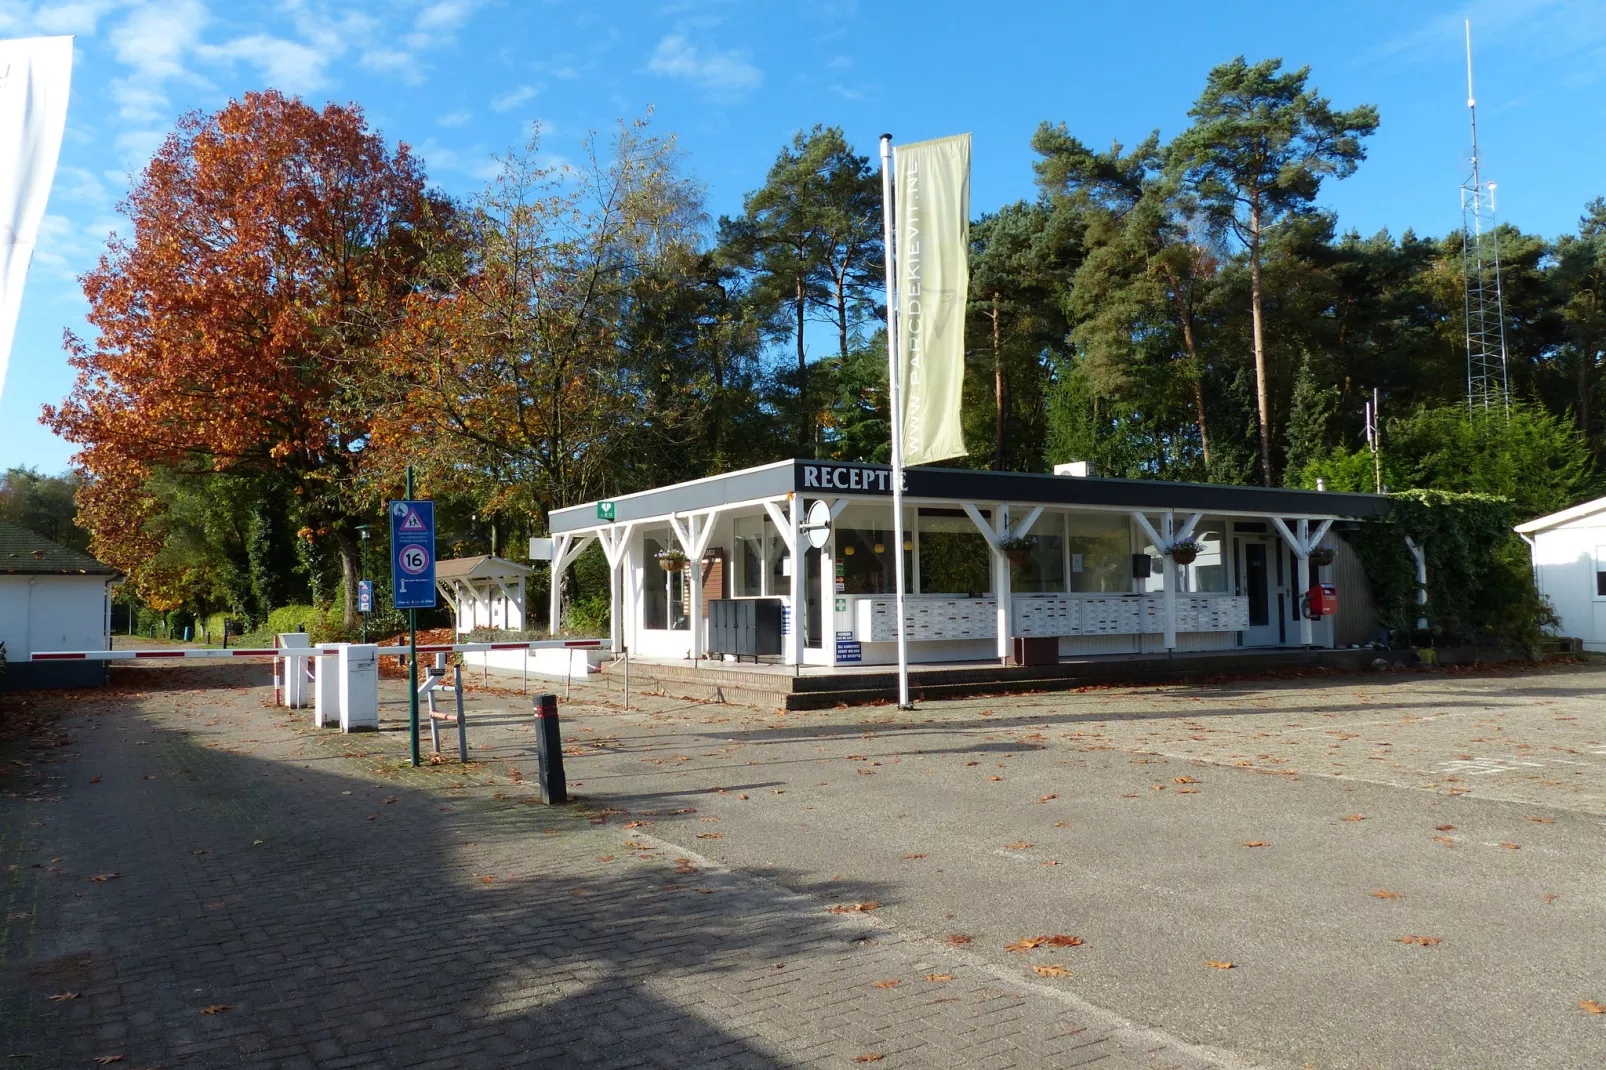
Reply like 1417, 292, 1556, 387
895, 133, 970, 466
0, 36, 73, 406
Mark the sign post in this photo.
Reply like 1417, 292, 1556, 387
390, 467, 436, 767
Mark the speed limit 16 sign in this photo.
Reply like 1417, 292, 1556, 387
388, 499, 437, 610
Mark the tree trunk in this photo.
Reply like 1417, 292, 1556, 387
1164, 268, 1211, 468
992, 294, 1006, 471
796, 274, 809, 454
335, 527, 361, 630
1579, 349, 1592, 436
836, 273, 850, 362
1248, 202, 1272, 486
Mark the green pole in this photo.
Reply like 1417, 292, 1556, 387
407, 465, 420, 768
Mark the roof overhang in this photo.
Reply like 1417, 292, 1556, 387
1514, 495, 1606, 535
549, 460, 1390, 535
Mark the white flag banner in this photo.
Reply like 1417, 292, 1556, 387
895, 133, 970, 466
0, 36, 73, 405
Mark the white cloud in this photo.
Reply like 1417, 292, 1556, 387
406, 0, 479, 49
110, 81, 169, 123
32, 0, 117, 35
490, 84, 539, 112
437, 110, 473, 127
197, 34, 332, 94
110, 0, 210, 81
830, 83, 866, 102
827, 54, 852, 70
361, 47, 422, 83
646, 32, 762, 92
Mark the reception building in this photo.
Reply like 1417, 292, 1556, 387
546, 460, 1388, 670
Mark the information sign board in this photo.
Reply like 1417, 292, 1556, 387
388, 499, 437, 610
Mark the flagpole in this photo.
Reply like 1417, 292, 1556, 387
879, 134, 912, 709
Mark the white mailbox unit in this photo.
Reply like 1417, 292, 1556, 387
546, 460, 1387, 669
337, 643, 379, 731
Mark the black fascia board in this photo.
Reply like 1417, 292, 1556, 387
549, 459, 1389, 534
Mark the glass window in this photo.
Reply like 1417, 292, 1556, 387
732, 515, 767, 597
1598, 547, 1606, 597
642, 529, 689, 631
835, 504, 913, 596
917, 509, 991, 595
1012, 520, 1066, 593
1182, 526, 1228, 593
1067, 513, 1132, 593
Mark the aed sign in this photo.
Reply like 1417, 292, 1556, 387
389, 499, 437, 610
798, 463, 895, 495
597, 500, 617, 521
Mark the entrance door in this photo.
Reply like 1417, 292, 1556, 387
1239, 539, 1285, 647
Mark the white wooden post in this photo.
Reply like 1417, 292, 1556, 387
994, 506, 1011, 663
1296, 518, 1312, 646
548, 533, 572, 635
789, 496, 804, 666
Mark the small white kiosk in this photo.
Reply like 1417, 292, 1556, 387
435, 555, 532, 634
1516, 495, 1606, 651
546, 459, 1388, 669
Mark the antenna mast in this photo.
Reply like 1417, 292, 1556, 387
1461, 20, 1512, 417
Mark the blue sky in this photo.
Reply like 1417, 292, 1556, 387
3, 0, 1604, 473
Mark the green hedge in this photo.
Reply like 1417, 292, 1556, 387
1345, 489, 1555, 651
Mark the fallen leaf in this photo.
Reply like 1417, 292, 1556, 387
945, 934, 971, 946
902, 853, 925, 859
1242, 841, 1270, 848
1006, 937, 1047, 953
1579, 1000, 1606, 1015
1371, 890, 1405, 899
828, 901, 881, 914
1041, 860, 1061, 866
1395, 935, 1441, 946
87, 873, 121, 882
93, 1058, 124, 1065
89, 777, 101, 784
1528, 817, 1555, 824
1038, 793, 1059, 802
1004, 842, 1032, 850
1545, 894, 1561, 904
1053, 821, 1069, 828
1434, 824, 1455, 831
853, 1056, 885, 1064
1045, 934, 1084, 947
924, 973, 955, 982
1500, 843, 1521, 850
873, 979, 900, 989
1033, 964, 1071, 977
46, 992, 80, 1001
199, 1004, 231, 1014
1204, 961, 1236, 970
1341, 814, 1366, 822
251, 840, 264, 846
1172, 776, 1198, 784
987, 776, 1004, 782
696, 833, 724, 839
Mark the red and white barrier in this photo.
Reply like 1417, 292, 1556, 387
31, 638, 610, 662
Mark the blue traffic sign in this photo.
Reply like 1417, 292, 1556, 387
388, 499, 437, 610
357, 580, 373, 614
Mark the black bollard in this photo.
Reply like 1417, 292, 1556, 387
533, 693, 567, 804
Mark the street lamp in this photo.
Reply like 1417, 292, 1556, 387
355, 525, 373, 643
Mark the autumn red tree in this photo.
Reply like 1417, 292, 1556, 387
46, 90, 440, 624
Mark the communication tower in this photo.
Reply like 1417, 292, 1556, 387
1461, 20, 1512, 416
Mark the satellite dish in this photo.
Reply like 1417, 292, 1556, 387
805, 499, 832, 550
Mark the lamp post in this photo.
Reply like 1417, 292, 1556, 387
355, 525, 373, 643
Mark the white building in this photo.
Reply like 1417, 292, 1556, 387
546, 459, 1386, 668
435, 555, 531, 634
1515, 496, 1606, 651
0, 520, 120, 689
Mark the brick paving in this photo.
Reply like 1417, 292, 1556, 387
0, 663, 1240, 1070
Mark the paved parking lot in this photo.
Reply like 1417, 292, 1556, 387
3, 656, 1604, 1068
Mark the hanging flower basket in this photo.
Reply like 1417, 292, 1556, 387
656, 549, 688, 572
1308, 546, 1337, 567
1165, 539, 1202, 566
997, 533, 1035, 566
